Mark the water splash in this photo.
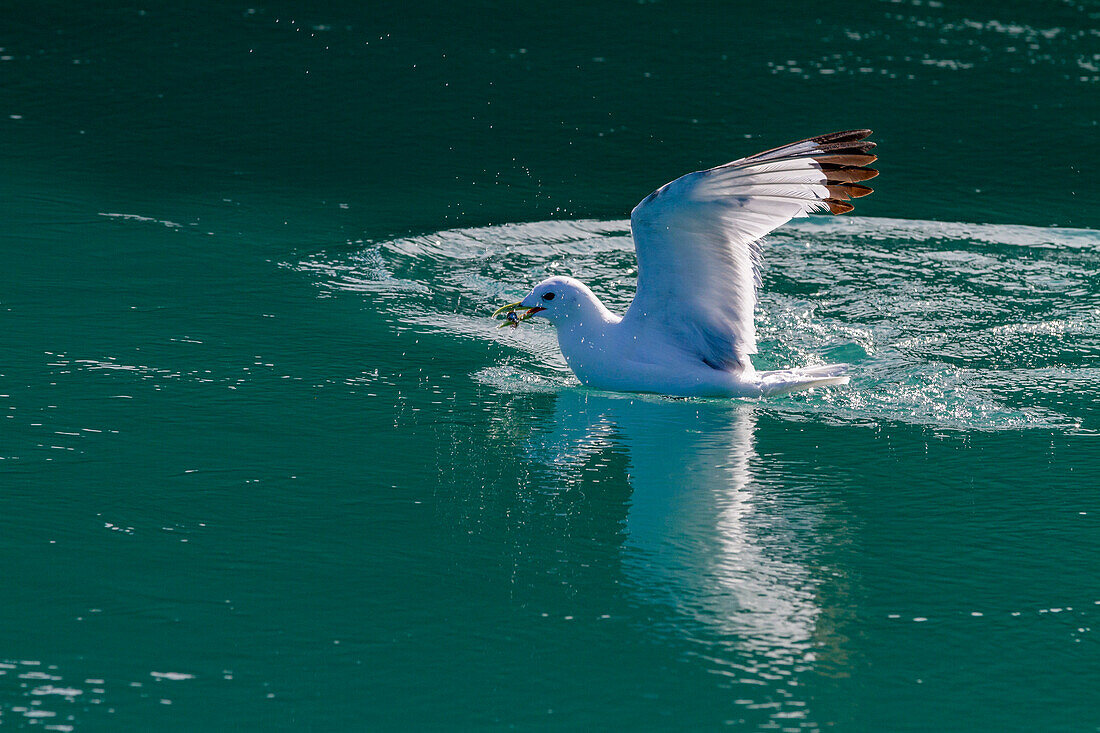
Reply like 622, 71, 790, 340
292, 216, 1099, 432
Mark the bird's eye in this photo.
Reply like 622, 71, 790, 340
542, 292, 555, 301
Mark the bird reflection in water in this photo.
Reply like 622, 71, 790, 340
530, 390, 851, 691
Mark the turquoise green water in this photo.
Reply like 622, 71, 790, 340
3, 2, 1099, 730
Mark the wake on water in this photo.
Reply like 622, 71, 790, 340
292, 216, 1099, 433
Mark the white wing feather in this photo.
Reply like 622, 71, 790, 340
623, 130, 877, 370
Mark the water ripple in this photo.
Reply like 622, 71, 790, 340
292, 216, 1098, 431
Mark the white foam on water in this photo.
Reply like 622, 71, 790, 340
296, 216, 1100, 431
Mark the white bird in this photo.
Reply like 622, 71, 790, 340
494, 130, 878, 397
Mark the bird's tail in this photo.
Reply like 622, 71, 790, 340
755, 363, 850, 397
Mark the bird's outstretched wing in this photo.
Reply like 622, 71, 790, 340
623, 130, 877, 370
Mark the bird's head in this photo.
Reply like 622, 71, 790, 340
492, 276, 593, 328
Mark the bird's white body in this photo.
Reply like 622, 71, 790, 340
522, 277, 849, 397
499, 130, 878, 398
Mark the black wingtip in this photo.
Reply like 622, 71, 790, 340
812, 129, 873, 144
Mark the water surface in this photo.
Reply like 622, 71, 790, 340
2, 1, 1099, 730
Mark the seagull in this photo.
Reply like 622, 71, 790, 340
493, 130, 878, 397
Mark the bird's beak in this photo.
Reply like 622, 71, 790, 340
492, 301, 546, 328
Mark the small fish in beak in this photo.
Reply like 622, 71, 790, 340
492, 301, 545, 328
